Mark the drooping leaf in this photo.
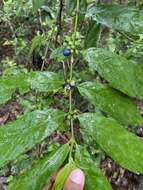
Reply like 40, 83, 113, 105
52, 159, 75, 190
86, 5, 143, 34
41, 6, 55, 19
78, 81, 143, 126
0, 71, 64, 105
79, 113, 143, 173
65, 0, 75, 14
9, 144, 70, 190
84, 21, 101, 48
28, 35, 46, 58
65, 0, 87, 15
84, 48, 143, 100
32, 0, 46, 12
0, 109, 65, 168
75, 145, 112, 190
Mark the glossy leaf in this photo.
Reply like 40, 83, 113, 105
0, 109, 65, 168
84, 48, 143, 100
79, 113, 143, 173
0, 71, 64, 105
9, 144, 70, 190
84, 21, 101, 48
75, 145, 112, 190
86, 5, 143, 34
52, 159, 75, 190
29, 71, 64, 92
78, 81, 143, 126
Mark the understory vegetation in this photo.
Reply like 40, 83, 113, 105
1, 0, 143, 189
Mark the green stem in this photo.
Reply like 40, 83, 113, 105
69, 55, 74, 82
69, 135, 75, 159
68, 0, 80, 157
41, 28, 55, 71
73, 0, 80, 44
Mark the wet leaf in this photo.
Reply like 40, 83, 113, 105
86, 5, 143, 34
75, 145, 112, 190
78, 81, 143, 126
0, 109, 65, 168
0, 71, 64, 105
84, 48, 143, 100
9, 144, 70, 190
79, 113, 143, 173
29, 71, 64, 93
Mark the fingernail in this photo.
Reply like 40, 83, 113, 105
69, 169, 85, 185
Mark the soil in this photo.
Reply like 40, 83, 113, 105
0, 23, 14, 63
0, 101, 24, 125
101, 158, 141, 190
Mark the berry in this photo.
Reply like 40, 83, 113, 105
63, 48, 71, 57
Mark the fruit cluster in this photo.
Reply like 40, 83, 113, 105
63, 32, 83, 57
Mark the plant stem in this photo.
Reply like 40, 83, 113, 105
70, 55, 74, 81
73, 0, 80, 44
55, 0, 64, 45
41, 28, 55, 71
68, 0, 80, 156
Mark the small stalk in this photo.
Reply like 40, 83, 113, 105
73, 0, 80, 44
68, 0, 80, 157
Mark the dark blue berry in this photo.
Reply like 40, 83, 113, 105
63, 48, 71, 57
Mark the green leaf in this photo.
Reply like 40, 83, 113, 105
78, 81, 143, 126
0, 72, 29, 105
84, 21, 101, 48
65, 0, 87, 24
84, 48, 143, 100
65, 0, 87, 15
29, 71, 64, 93
0, 71, 64, 105
50, 47, 65, 62
0, 109, 65, 168
75, 145, 112, 190
86, 5, 143, 34
28, 35, 46, 58
8, 144, 70, 190
52, 159, 75, 190
65, 0, 76, 14
79, 113, 143, 173
32, 0, 46, 12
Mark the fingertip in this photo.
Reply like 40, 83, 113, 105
63, 169, 85, 190
69, 169, 85, 185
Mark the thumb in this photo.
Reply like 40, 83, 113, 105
63, 169, 85, 190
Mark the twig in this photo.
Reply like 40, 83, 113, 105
55, 0, 64, 46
